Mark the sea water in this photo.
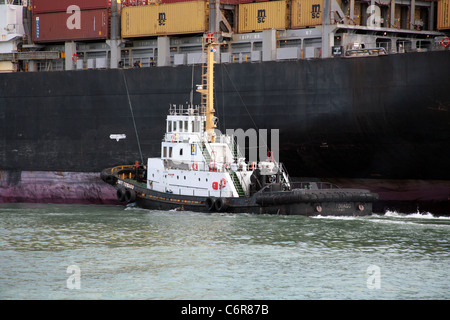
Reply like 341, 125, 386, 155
0, 203, 448, 300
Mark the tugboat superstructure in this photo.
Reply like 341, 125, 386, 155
101, 33, 378, 216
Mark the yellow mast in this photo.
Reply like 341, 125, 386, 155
197, 33, 220, 143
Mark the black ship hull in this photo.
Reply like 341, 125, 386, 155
1, 51, 449, 214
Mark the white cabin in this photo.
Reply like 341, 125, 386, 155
145, 35, 289, 199
147, 104, 254, 198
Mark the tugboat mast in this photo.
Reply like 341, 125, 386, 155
197, 33, 220, 143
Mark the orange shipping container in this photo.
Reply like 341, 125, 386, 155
291, 0, 323, 29
238, 1, 288, 33
437, 0, 450, 30
121, 1, 208, 37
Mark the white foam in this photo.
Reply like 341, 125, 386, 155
311, 215, 359, 220
384, 210, 450, 220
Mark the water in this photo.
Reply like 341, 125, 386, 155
0, 203, 449, 300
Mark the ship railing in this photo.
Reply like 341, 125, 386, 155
108, 164, 140, 181
110, 164, 136, 174
345, 47, 387, 57
168, 103, 201, 116
111, 164, 139, 175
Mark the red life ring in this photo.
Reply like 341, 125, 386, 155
219, 178, 226, 188
358, 204, 365, 211
192, 162, 198, 171
171, 134, 176, 142
72, 53, 79, 61
441, 37, 450, 48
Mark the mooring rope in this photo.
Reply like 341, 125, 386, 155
122, 70, 144, 164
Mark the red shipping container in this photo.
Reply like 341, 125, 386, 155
32, 0, 111, 14
32, 9, 110, 43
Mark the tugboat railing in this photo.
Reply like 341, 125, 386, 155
110, 165, 136, 174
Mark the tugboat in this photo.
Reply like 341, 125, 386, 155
101, 33, 378, 216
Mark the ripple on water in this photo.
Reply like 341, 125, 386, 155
0, 204, 449, 299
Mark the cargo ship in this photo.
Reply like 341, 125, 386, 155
0, 0, 449, 214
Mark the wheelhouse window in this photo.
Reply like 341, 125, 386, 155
193, 121, 200, 132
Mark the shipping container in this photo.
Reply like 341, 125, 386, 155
437, 0, 450, 30
32, 0, 112, 14
291, 0, 323, 29
32, 9, 110, 43
238, 0, 288, 33
0, 61, 15, 73
121, 1, 208, 37
349, 1, 362, 26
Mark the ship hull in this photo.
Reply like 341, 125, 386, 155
133, 193, 373, 216
1, 51, 449, 213
0, 170, 118, 205
100, 167, 375, 216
